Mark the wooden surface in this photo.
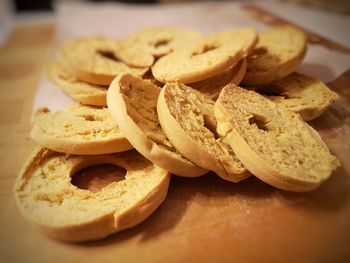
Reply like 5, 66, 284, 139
1, 22, 350, 263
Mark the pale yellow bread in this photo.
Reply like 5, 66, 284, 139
118, 27, 204, 66
47, 61, 107, 106
31, 104, 133, 155
14, 147, 171, 242
157, 82, 249, 183
107, 74, 207, 177
254, 72, 339, 121
57, 37, 148, 86
190, 59, 247, 100
242, 26, 307, 86
152, 35, 244, 84
215, 85, 339, 192
206, 27, 258, 55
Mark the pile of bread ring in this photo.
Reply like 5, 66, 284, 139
14, 26, 340, 242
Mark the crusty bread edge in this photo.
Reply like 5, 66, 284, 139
157, 86, 226, 177
107, 74, 207, 177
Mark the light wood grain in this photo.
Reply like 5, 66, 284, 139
1, 22, 350, 263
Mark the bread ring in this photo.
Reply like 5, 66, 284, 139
242, 26, 307, 86
254, 72, 339, 121
157, 82, 249, 183
107, 74, 207, 177
46, 61, 107, 106
152, 35, 244, 84
118, 27, 204, 62
14, 147, 170, 242
31, 104, 133, 155
58, 37, 148, 86
206, 27, 258, 55
215, 85, 339, 192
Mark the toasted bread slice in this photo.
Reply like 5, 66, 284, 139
157, 82, 249, 183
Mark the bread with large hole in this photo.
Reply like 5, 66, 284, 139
214, 84, 339, 192
157, 82, 249, 182
107, 73, 207, 177
57, 37, 148, 85
151, 35, 244, 84
14, 147, 171, 242
118, 27, 204, 63
242, 26, 307, 86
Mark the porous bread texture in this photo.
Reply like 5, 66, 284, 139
190, 59, 247, 100
206, 27, 258, 55
157, 82, 249, 183
14, 147, 170, 242
242, 26, 307, 86
151, 34, 244, 84
107, 73, 207, 177
47, 61, 107, 106
215, 85, 340, 192
118, 27, 204, 65
31, 104, 133, 155
57, 37, 148, 86
256, 72, 339, 121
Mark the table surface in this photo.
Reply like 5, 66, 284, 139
1, 17, 350, 263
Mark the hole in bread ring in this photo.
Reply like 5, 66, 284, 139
152, 39, 170, 49
191, 44, 219, 57
97, 50, 121, 62
14, 148, 170, 242
71, 164, 126, 192
248, 114, 271, 132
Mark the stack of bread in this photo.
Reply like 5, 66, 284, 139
14, 26, 340, 242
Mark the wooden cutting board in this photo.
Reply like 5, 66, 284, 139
0, 22, 349, 263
